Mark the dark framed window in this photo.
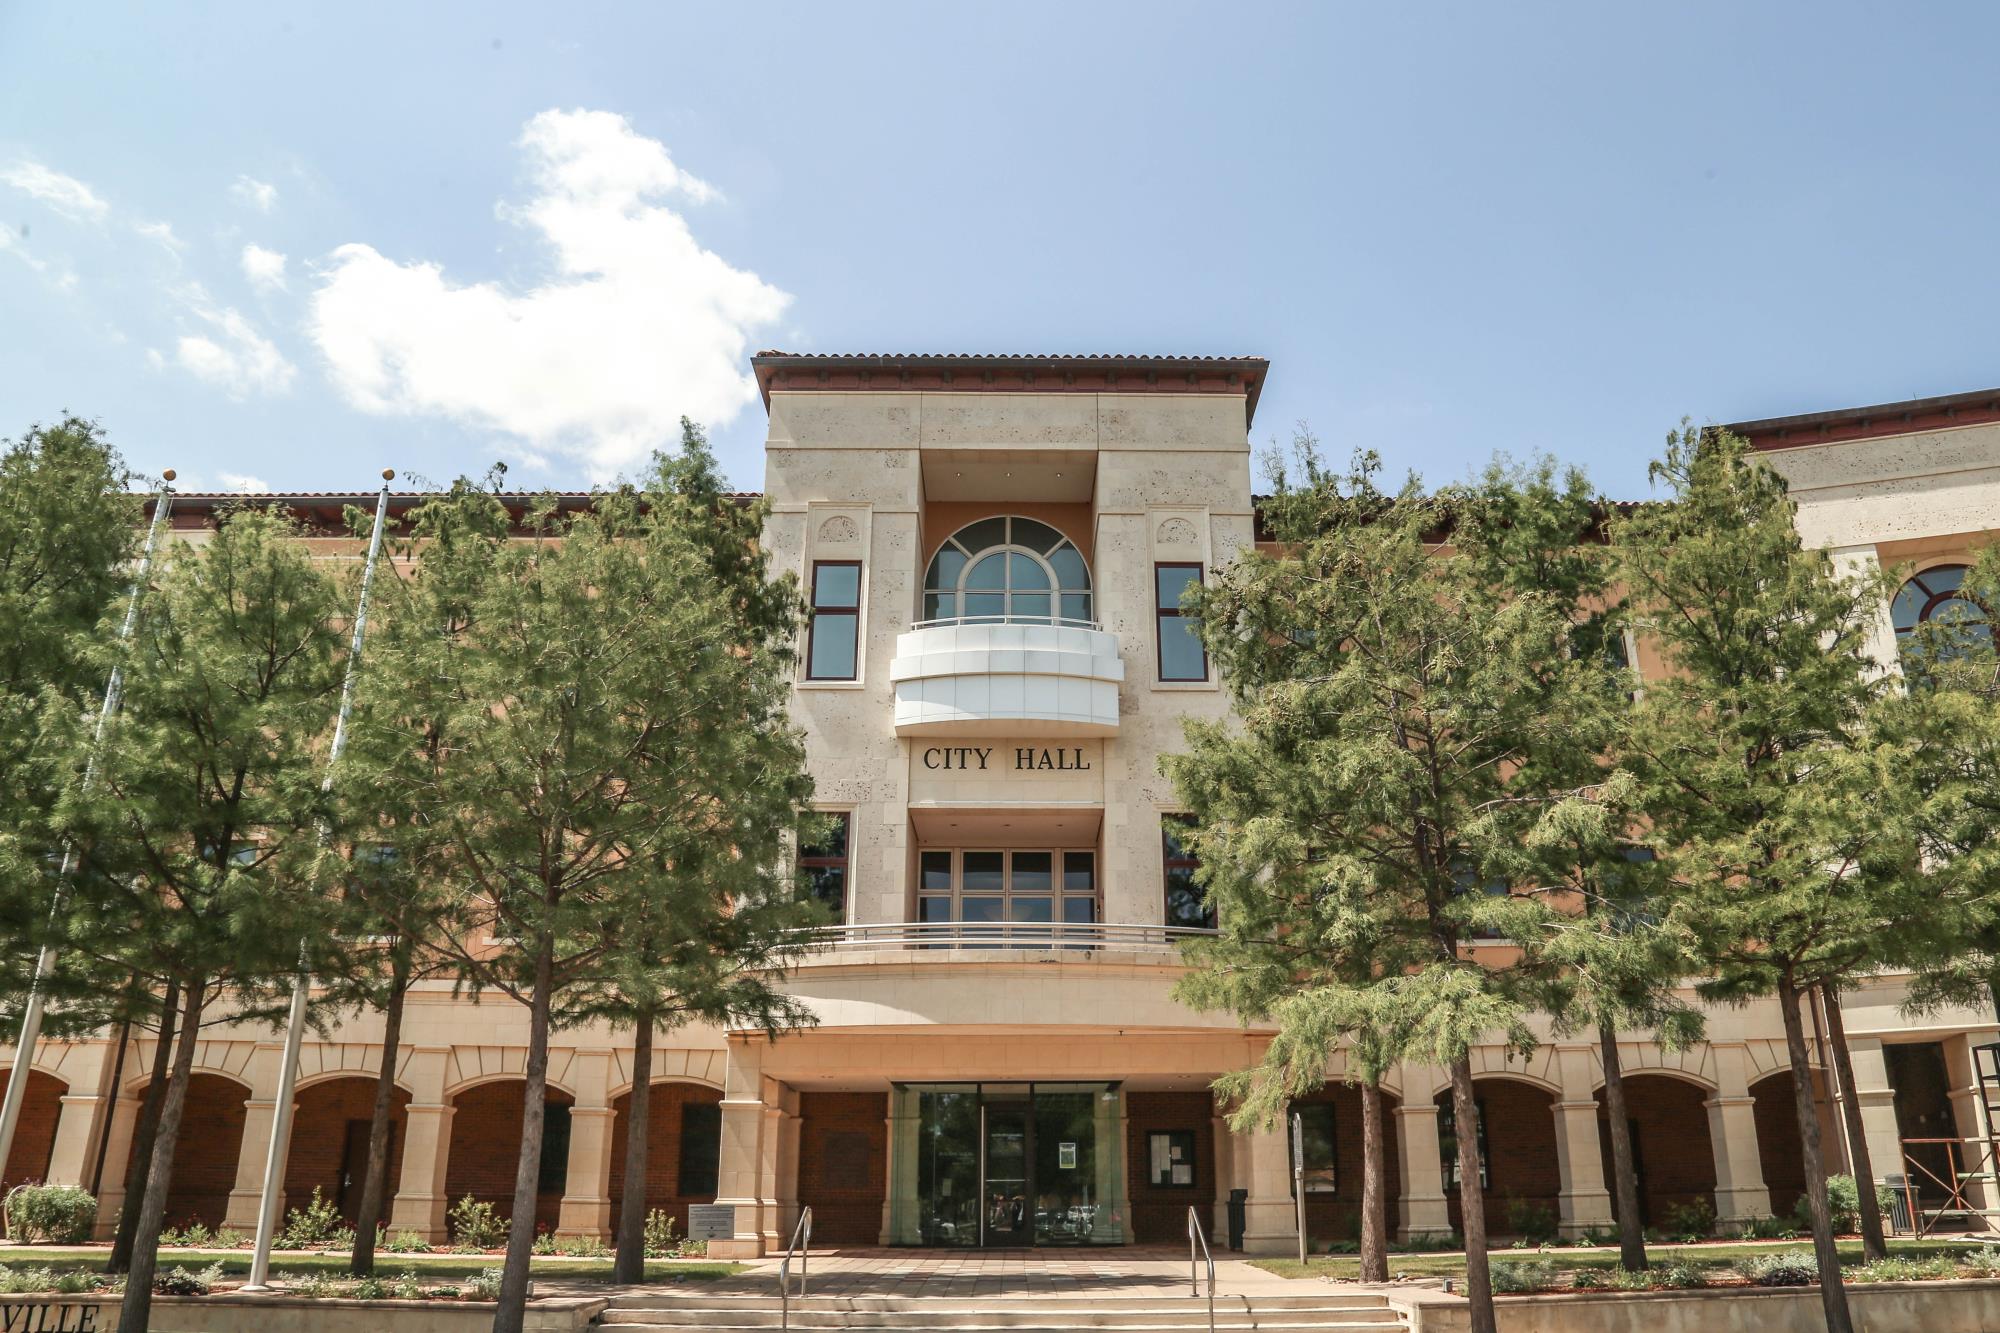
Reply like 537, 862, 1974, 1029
1893, 564, 1992, 663
679, 1101, 722, 1197
1162, 815, 1215, 931
538, 1102, 572, 1193
800, 812, 850, 918
807, 560, 862, 680
1452, 860, 1511, 942
1147, 1129, 1199, 1188
1290, 1103, 1338, 1194
1155, 563, 1207, 682
1438, 1097, 1488, 1189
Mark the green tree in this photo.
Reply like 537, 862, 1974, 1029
44, 505, 346, 1332
1614, 426, 1933, 1333
1164, 444, 1607, 1333
356, 443, 820, 1333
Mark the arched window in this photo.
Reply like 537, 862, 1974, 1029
922, 517, 1092, 626
1892, 564, 1992, 661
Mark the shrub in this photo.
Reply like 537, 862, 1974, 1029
3, 1184, 98, 1245
212, 1227, 249, 1249
1662, 1198, 1716, 1242
466, 1267, 504, 1300
153, 1262, 222, 1296
278, 1187, 346, 1249
447, 1195, 507, 1249
352, 1275, 388, 1300
1742, 1250, 1818, 1286
386, 1229, 432, 1254
1398, 1231, 1464, 1253
161, 1220, 213, 1248
1652, 1256, 1708, 1289
533, 1230, 562, 1255
561, 1233, 609, 1258
1569, 1268, 1607, 1290
393, 1269, 424, 1300
1742, 1215, 1799, 1240
677, 1237, 708, 1258
1576, 1226, 1619, 1247
280, 1269, 338, 1298
1961, 1247, 2000, 1277
0, 1266, 57, 1294
52, 1269, 97, 1295
1488, 1260, 1559, 1294
1503, 1197, 1559, 1244
1850, 1255, 1957, 1283
1606, 1267, 1655, 1291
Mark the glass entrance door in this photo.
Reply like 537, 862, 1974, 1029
889, 1082, 1127, 1247
981, 1088, 1031, 1245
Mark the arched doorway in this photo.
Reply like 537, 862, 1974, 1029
0, 1068, 66, 1191
130, 1072, 248, 1231
286, 1076, 412, 1225
445, 1081, 576, 1236
1433, 1079, 1558, 1238
1750, 1071, 1814, 1221
1294, 1085, 1402, 1249
606, 1081, 725, 1245
1596, 1074, 1717, 1228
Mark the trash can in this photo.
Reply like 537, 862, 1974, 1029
1883, 1176, 1913, 1234
1227, 1188, 1248, 1251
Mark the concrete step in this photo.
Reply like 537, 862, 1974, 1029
603, 1294, 1393, 1313
599, 1323, 1406, 1333
595, 1301, 1405, 1330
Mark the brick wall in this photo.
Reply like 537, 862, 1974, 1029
1126, 1091, 1213, 1243
159, 1073, 250, 1230
0, 1069, 65, 1191
1597, 1074, 1717, 1227
1435, 1080, 1559, 1238
796, 1091, 887, 1246
1295, 1085, 1402, 1248
606, 1082, 725, 1244
284, 1076, 411, 1225
1751, 1072, 1807, 1219
445, 1082, 575, 1236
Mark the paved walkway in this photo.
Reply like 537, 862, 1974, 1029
660, 1247, 1338, 1298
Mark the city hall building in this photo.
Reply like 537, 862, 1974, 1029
4, 354, 2000, 1257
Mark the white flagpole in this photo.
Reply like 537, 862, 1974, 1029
0, 471, 176, 1183
243, 471, 396, 1292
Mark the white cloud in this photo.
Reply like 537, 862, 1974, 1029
134, 219, 183, 253
218, 472, 271, 493
0, 225, 78, 291
230, 175, 278, 212
308, 108, 786, 479
166, 286, 296, 397
0, 161, 108, 221
240, 243, 287, 292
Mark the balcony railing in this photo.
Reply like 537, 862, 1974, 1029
910, 614, 1104, 632
791, 921, 1218, 953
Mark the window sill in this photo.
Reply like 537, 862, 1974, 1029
1151, 678, 1218, 692
798, 678, 868, 690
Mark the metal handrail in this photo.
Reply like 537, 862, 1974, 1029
1188, 1206, 1216, 1333
778, 1205, 812, 1331
909, 615, 1104, 632
790, 921, 1219, 952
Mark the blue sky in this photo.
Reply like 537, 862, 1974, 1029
2, 3, 1996, 498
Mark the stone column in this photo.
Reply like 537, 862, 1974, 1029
91, 1090, 142, 1239
771, 1086, 802, 1245
1210, 1108, 1234, 1245
1829, 544, 1902, 679
882, 1092, 919, 1245
41, 1040, 114, 1189
1842, 1036, 1908, 1194
223, 1042, 288, 1232
710, 1039, 773, 1258
1706, 1045, 1773, 1231
556, 1048, 614, 1240
1944, 1033, 2000, 1217
1548, 1045, 1612, 1238
387, 1047, 454, 1242
1237, 1118, 1297, 1255
1394, 1066, 1453, 1241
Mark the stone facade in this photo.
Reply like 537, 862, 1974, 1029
4, 362, 2000, 1257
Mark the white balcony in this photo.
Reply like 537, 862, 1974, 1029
890, 617, 1123, 736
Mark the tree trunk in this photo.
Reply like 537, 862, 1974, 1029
1778, 975, 1855, 1333
1598, 1020, 1648, 1272
493, 937, 556, 1333
1448, 1054, 1495, 1333
107, 976, 180, 1274
117, 981, 206, 1333
613, 1011, 654, 1283
349, 956, 411, 1275
1358, 1078, 1388, 1283
1820, 986, 1887, 1260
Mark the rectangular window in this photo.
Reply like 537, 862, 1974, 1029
800, 812, 850, 918
1162, 815, 1216, 931
807, 561, 862, 681
679, 1101, 722, 1197
1147, 1129, 1199, 1188
1155, 563, 1207, 682
538, 1102, 572, 1194
1289, 1103, 1338, 1194
1438, 1098, 1489, 1190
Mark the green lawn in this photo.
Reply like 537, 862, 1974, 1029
0, 1247, 743, 1285
1250, 1237, 1988, 1281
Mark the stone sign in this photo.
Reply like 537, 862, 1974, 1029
687, 1204, 736, 1241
